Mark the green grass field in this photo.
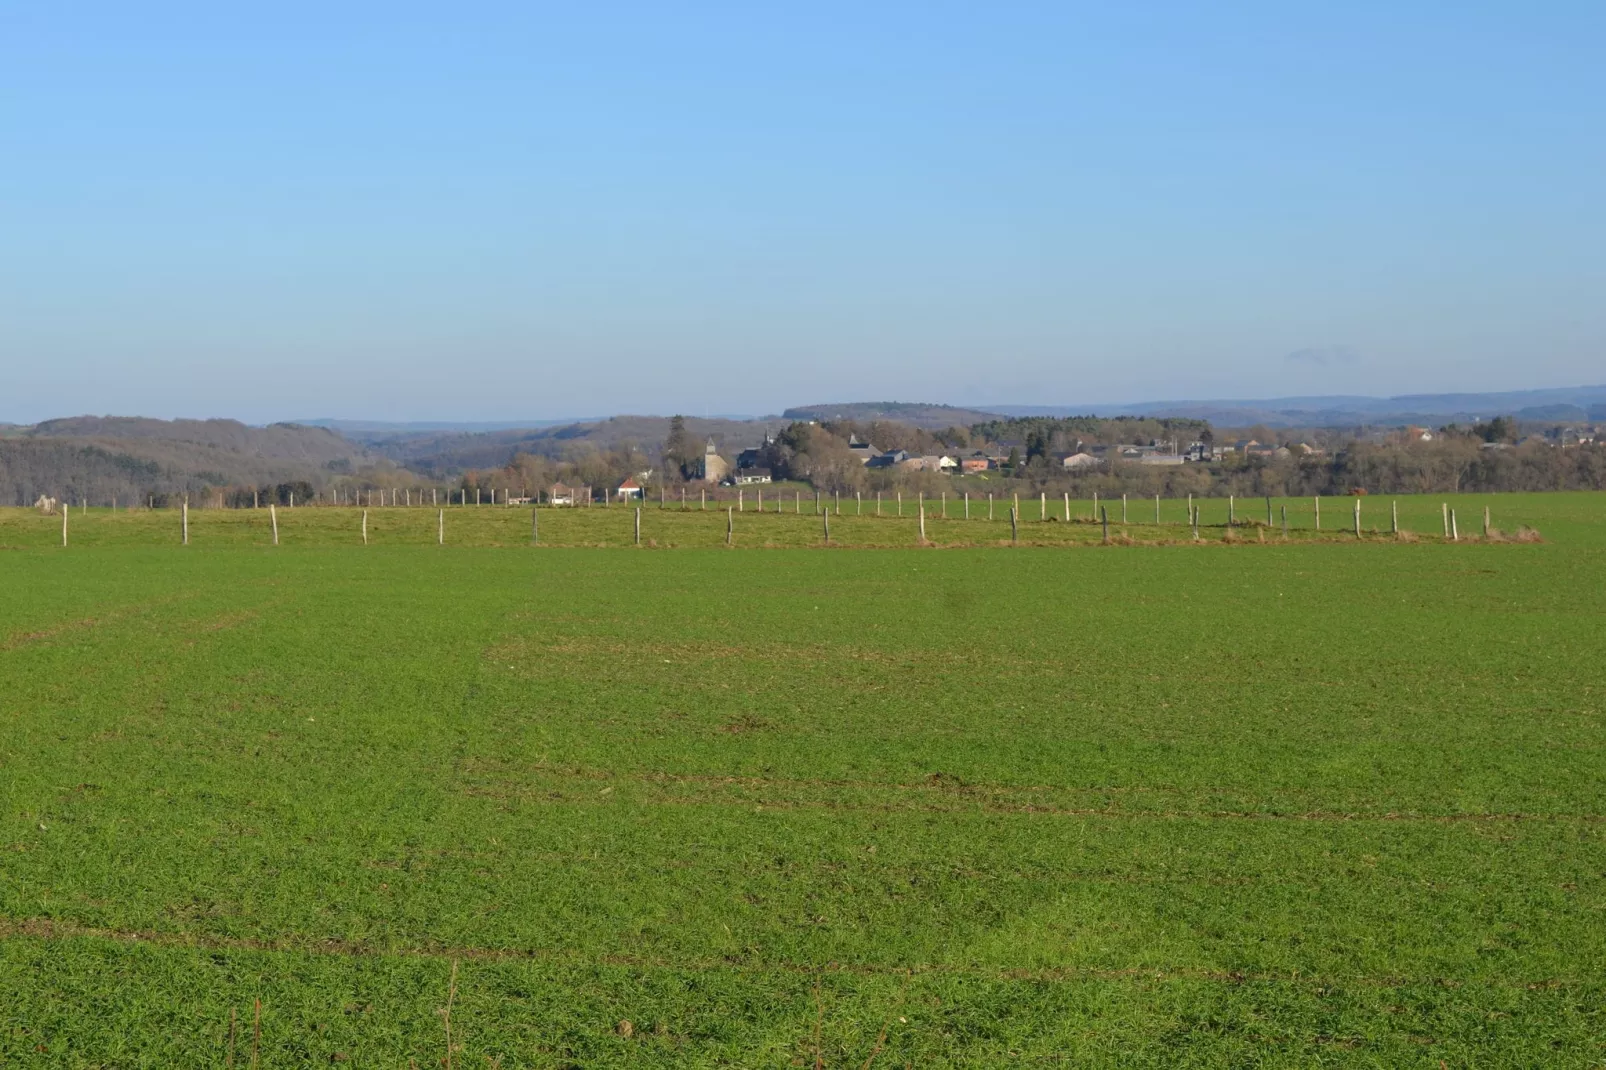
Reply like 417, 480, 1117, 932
0, 489, 1564, 550
2, 493, 1603, 1066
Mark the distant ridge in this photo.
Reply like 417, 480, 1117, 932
362, 414, 792, 475
782, 402, 1003, 428
0, 416, 375, 505
300, 417, 592, 436
982, 385, 1606, 428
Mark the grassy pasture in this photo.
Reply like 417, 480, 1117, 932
0, 489, 1574, 550
1, 493, 1603, 1066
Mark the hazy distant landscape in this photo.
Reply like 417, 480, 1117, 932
7, 4, 1605, 1065
5, 385, 1605, 509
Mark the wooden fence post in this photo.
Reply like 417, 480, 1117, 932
1451, 509, 1459, 541
857, 491, 862, 515
1314, 495, 1321, 531
918, 504, 926, 545
1121, 493, 1128, 524
1228, 494, 1235, 526
987, 492, 993, 521
270, 504, 279, 546
438, 509, 444, 545
1101, 506, 1109, 544
1441, 502, 1449, 538
877, 491, 882, 516
531, 506, 538, 544
1265, 496, 1272, 525
1392, 500, 1398, 535
361, 509, 368, 545
635, 507, 641, 546
897, 491, 902, 517
964, 492, 970, 519
701, 488, 706, 510
61, 504, 67, 547
182, 500, 189, 546
1092, 490, 1098, 521
1064, 492, 1070, 522
1155, 493, 1161, 524
1354, 497, 1361, 537
823, 506, 830, 544
1191, 505, 1199, 542
726, 507, 733, 546
1010, 506, 1018, 544
1281, 505, 1288, 537
738, 489, 743, 513
940, 491, 945, 519
1483, 506, 1490, 537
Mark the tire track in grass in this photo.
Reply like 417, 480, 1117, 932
0, 915, 1588, 992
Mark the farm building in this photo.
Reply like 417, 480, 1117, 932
847, 435, 880, 464
866, 449, 909, 469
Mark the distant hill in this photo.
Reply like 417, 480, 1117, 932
366, 415, 791, 475
0, 417, 378, 505
29, 416, 364, 463
782, 402, 1002, 428
987, 385, 1606, 428
300, 417, 592, 438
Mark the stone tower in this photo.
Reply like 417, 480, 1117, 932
696, 438, 730, 483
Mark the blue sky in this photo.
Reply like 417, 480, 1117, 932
2, 2, 1602, 423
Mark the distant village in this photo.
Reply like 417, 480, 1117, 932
699, 433, 1267, 485
538, 416, 1605, 505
